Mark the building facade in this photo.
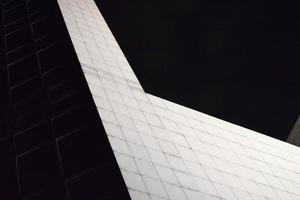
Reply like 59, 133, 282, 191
287, 116, 300, 148
1, 0, 300, 199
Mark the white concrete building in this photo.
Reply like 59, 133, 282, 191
57, 0, 300, 199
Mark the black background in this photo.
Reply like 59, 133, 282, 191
98, 0, 300, 141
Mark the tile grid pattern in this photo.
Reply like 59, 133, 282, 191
57, 0, 300, 199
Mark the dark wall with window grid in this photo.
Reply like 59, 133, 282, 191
0, 0, 131, 199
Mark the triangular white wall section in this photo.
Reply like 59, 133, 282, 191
57, 0, 300, 199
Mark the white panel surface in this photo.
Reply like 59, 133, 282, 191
57, 0, 300, 199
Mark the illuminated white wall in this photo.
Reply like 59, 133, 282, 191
57, 0, 300, 199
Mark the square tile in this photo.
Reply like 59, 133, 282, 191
127, 143, 151, 161
166, 155, 188, 172
108, 136, 131, 155
134, 120, 153, 135
147, 149, 169, 167
174, 171, 198, 190
122, 128, 143, 145
213, 183, 237, 200
158, 140, 179, 156
177, 146, 198, 162
128, 189, 151, 200
232, 188, 252, 200
143, 176, 168, 198
155, 165, 178, 185
183, 188, 205, 200
164, 183, 188, 200
121, 170, 147, 193
144, 112, 163, 127
135, 159, 159, 179
185, 161, 207, 179
116, 114, 136, 129
195, 177, 218, 196
128, 107, 147, 122
140, 134, 161, 151
103, 122, 124, 139
115, 152, 138, 173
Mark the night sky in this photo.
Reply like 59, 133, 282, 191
97, 0, 300, 141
